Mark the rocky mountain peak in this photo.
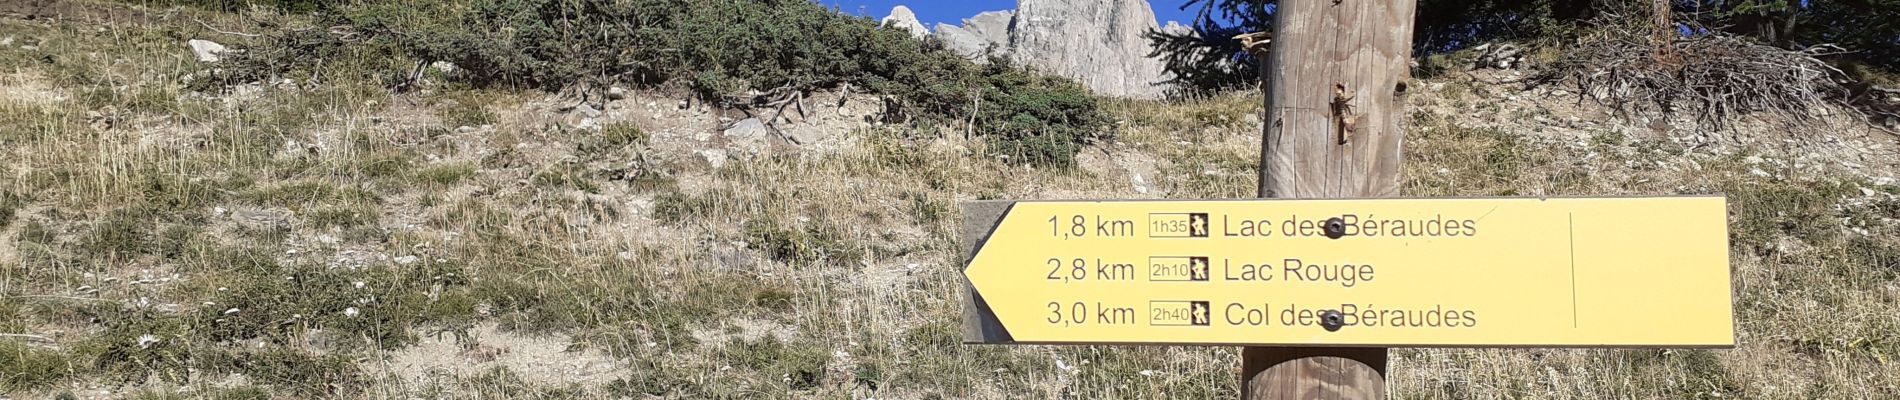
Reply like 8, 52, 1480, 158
1006, 0, 1169, 99
880, 5, 930, 39
895, 0, 1171, 99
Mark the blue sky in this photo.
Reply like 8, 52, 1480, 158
816, 0, 1201, 28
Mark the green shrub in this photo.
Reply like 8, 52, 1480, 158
72, 312, 194, 383
718, 338, 830, 391
80, 208, 155, 259
577, 123, 648, 157
742, 219, 860, 266
0, 191, 20, 229
412, 163, 477, 187
0, 341, 70, 391
115, 0, 333, 13
196, 262, 466, 350
302, 205, 379, 230
971, 61, 1114, 166
530, 161, 601, 193
195, 349, 361, 397
1725, 179, 1856, 251
435, 90, 499, 127
226, 0, 1110, 167
651, 191, 721, 225
208, 386, 273, 400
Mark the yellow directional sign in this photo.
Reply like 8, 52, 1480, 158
959, 196, 1733, 347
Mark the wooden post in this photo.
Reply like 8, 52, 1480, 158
1244, 0, 1416, 398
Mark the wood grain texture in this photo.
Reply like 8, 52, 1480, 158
1246, 0, 1415, 398
1242, 347, 1388, 399
1257, 0, 1416, 199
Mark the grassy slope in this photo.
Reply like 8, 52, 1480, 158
2, 9, 1898, 400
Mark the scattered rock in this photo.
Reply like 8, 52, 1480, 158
1473, 43, 1524, 70
427, 61, 457, 74
723, 118, 769, 141
880, 6, 930, 39
606, 86, 629, 100
394, 255, 419, 265
698, 149, 729, 169
572, 103, 601, 118
722, 118, 772, 155
785, 126, 829, 146
187, 39, 226, 63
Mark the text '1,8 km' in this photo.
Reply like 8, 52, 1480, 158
1049, 215, 1138, 238
959, 197, 1735, 347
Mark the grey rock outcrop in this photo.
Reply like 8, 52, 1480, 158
935, 24, 991, 60
721, 118, 771, 155
936, 11, 1017, 61
1008, 0, 1169, 98
723, 118, 768, 142
912, 1, 1170, 99
964, 11, 1015, 43
880, 6, 930, 39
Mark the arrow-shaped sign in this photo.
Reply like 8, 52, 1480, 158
959, 196, 1732, 347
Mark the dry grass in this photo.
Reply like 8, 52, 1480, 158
1, 9, 1898, 400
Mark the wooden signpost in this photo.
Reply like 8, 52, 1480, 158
959, 197, 1733, 347
959, 0, 1735, 399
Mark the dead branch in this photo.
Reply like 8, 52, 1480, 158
1537, 18, 1860, 131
